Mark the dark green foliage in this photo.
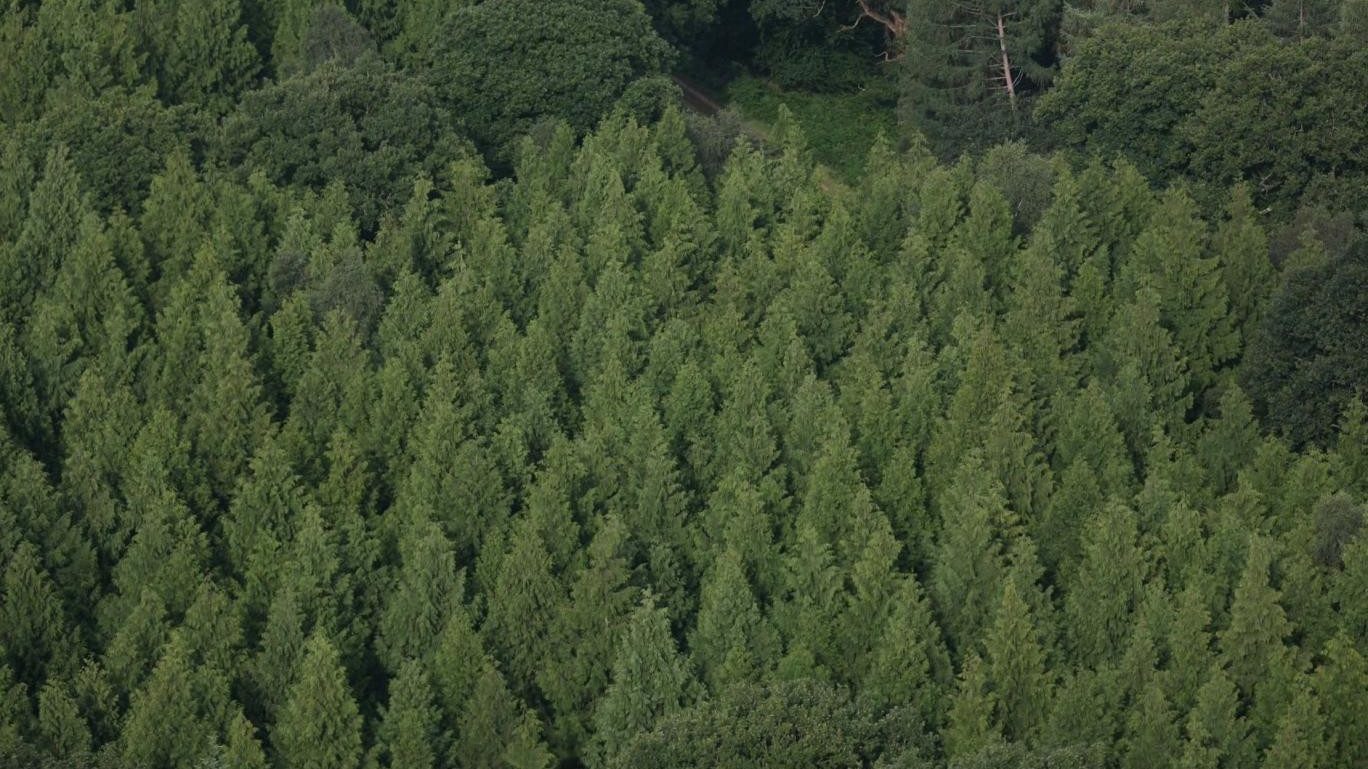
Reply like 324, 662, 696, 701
609, 679, 928, 769
1242, 240, 1368, 447
901, 0, 1063, 157
218, 53, 468, 231
423, 0, 672, 160
1039, 19, 1368, 214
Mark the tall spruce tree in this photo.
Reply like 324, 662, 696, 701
273, 633, 363, 769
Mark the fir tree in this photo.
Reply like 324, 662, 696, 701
689, 548, 778, 691
1123, 676, 1180, 769
274, 633, 363, 769
984, 578, 1053, 744
1314, 633, 1368, 769
931, 450, 1013, 653
378, 660, 440, 769
860, 575, 952, 726
1264, 682, 1328, 769
1218, 536, 1292, 699
591, 597, 697, 766
36, 678, 89, 758
945, 653, 1001, 761
1064, 500, 1146, 667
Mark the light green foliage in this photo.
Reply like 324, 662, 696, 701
274, 633, 363, 769
1064, 501, 1146, 666
377, 660, 439, 769
592, 597, 697, 766
0, 27, 1361, 769
984, 578, 1053, 743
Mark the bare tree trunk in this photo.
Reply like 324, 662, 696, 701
995, 12, 1017, 113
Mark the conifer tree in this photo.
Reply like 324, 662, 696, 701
1181, 667, 1253, 769
945, 652, 1001, 761
931, 450, 1013, 652
1218, 536, 1291, 699
429, 602, 488, 726
1064, 500, 1146, 667
2, 145, 85, 320
36, 678, 89, 758
538, 515, 638, 756
161, 0, 259, 109
1264, 682, 1328, 769
1123, 676, 1181, 769
121, 633, 222, 769
251, 584, 307, 720
860, 575, 952, 726
1313, 633, 1368, 769
378, 660, 440, 769
1212, 184, 1272, 348
376, 516, 463, 674
0, 542, 65, 687
274, 633, 362, 769
222, 709, 268, 769
1040, 665, 1120, 752
484, 517, 563, 696
591, 597, 697, 766
453, 664, 536, 769
900, 0, 1063, 156
689, 548, 778, 691
1123, 188, 1237, 391
984, 578, 1053, 744
1165, 583, 1215, 714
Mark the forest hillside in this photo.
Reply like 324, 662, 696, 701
0, 2, 1366, 769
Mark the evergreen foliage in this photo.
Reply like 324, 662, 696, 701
0, 4, 1364, 765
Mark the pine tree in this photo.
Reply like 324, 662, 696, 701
945, 652, 1001, 761
1264, 681, 1328, 769
1218, 536, 1291, 699
984, 577, 1053, 744
274, 633, 363, 769
591, 597, 697, 766
1064, 500, 1146, 667
1123, 676, 1181, 769
378, 660, 440, 769
689, 548, 778, 691
931, 450, 1013, 652
861, 575, 952, 726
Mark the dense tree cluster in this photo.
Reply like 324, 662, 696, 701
1, 1, 1366, 769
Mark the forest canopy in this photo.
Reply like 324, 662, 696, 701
0, 1, 1366, 769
